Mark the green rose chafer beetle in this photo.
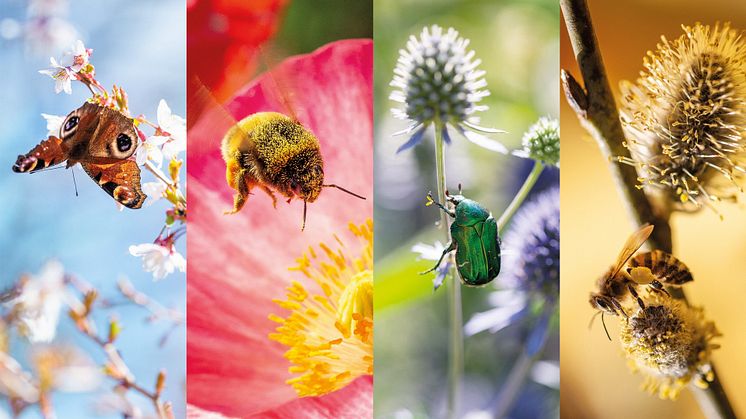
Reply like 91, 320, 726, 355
422, 189, 501, 286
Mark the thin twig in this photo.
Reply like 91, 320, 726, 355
560, 0, 736, 417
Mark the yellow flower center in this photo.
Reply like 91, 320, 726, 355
269, 220, 373, 397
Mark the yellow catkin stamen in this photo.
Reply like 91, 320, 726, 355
619, 293, 721, 400
620, 22, 746, 211
269, 219, 373, 397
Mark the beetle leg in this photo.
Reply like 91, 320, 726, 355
420, 241, 456, 275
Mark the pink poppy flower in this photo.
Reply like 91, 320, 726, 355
187, 39, 373, 417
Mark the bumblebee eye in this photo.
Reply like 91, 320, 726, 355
63, 116, 79, 133
314, 165, 323, 176
116, 133, 132, 152
290, 180, 299, 190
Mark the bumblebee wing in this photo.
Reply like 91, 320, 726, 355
630, 250, 693, 285
610, 224, 654, 277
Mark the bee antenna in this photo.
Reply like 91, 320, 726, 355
301, 200, 307, 231
323, 184, 366, 200
601, 312, 611, 341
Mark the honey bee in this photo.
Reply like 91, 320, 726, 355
221, 112, 365, 230
589, 224, 694, 338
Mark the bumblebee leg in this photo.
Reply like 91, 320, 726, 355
258, 184, 278, 208
626, 284, 645, 310
420, 241, 456, 275
224, 160, 251, 215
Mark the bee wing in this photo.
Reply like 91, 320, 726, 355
610, 224, 654, 277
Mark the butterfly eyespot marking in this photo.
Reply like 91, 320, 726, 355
116, 134, 132, 153
64, 116, 79, 132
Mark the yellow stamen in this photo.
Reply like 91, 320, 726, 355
269, 219, 373, 397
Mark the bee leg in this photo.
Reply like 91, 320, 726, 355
224, 160, 251, 215
648, 279, 670, 297
420, 241, 456, 275
626, 284, 645, 311
611, 298, 628, 318
258, 184, 278, 208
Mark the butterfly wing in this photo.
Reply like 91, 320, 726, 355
12, 136, 68, 173
81, 160, 147, 209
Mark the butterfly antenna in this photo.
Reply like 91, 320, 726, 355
301, 200, 307, 231
71, 167, 79, 197
323, 184, 366, 200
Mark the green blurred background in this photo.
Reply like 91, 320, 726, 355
373, 0, 559, 417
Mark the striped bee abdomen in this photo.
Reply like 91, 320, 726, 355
631, 250, 694, 285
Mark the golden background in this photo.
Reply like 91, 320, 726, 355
560, 0, 746, 417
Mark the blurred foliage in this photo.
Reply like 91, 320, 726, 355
373, 0, 559, 417
273, 0, 373, 55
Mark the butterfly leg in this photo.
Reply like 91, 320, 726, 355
224, 158, 252, 214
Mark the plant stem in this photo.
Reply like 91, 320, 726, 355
492, 301, 556, 418
497, 161, 544, 235
561, 1, 736, 417
434, 124, 462, 419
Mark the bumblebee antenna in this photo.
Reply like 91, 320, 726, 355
323, 184, 366, 200
301, 200, 307, 231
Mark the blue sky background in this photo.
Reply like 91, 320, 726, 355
0, 1, 185, 417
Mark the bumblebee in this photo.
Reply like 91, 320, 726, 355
221, 112, 364, 230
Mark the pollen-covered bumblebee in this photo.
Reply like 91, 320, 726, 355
221, 112, 364, 230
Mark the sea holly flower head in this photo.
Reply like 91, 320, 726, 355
390, 25, 506, 153
514, 116, 560, 167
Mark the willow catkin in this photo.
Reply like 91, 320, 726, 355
620, 23, 746, 211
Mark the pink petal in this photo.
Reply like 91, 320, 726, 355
254, 376, 373, 418
187, 39, 372, 416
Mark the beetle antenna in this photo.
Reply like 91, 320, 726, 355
301, 200, 307, 231
323, 184, 366, 200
